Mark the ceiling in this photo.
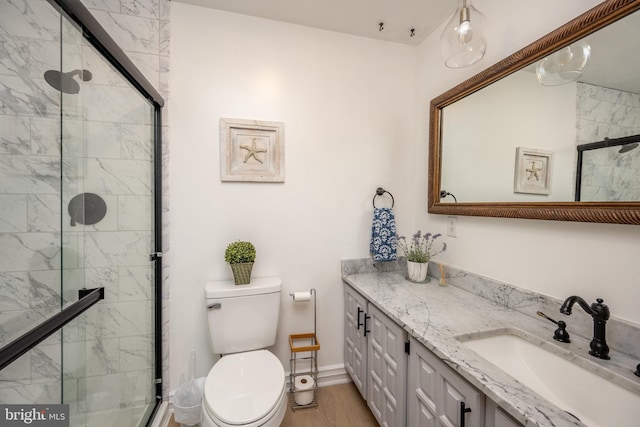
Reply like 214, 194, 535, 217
175, 0, 640, 95
174, 0, 455, 45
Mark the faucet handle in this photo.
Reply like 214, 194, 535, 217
537, 311, 557, 324
553, 321, 571, 343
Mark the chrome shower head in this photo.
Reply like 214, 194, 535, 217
44, 69, 93, 94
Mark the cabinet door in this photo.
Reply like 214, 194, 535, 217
494, 408, 522, 427
485, 399, 523, 427
438, 364, 484, 427
367, 303, 407, 427
407, 337, 438, 427
408, 337, 484, 427
344, 285, 368, 399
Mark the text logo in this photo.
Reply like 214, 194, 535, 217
1, 405, 69, 426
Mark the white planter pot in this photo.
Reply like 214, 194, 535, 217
407, 261, 429, 282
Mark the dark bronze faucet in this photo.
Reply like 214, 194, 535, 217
559, 296, 610, 360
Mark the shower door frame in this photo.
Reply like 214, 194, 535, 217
575, 134, 640, 201
50, 0, 166, 420
43, 0, 163, 422
0, 0, 165, 421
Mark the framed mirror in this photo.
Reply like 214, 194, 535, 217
428, 0, 640, 224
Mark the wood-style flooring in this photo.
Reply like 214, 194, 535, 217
168, 382, 378, 427
281, 382, 378, 427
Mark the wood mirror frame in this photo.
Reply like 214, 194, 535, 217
428, 0, 640, 225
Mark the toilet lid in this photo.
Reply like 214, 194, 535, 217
203, 350, 285, 425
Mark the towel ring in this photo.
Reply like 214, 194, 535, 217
372, 187, 394, 208
440, 190, 458, 203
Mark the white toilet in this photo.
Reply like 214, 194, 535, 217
202, 277, 287, 427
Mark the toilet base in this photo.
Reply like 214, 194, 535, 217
201, 387, 286, 427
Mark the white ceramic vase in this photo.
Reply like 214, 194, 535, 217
407, 260, 429, 282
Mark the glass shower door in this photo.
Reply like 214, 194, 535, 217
59, 16, 157, 427
0, 0, 67, 407
1, 1, 160, 426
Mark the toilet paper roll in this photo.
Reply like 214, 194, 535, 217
292, 291, 312, 302
294, 375, 315, 406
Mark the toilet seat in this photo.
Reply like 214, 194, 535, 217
203, 350, 285, 426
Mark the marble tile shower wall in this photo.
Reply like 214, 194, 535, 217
576, 82, 640, 201
0, 0, 170, 412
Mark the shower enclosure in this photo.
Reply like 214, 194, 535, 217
0, 0, 163, 426
575, 135, 640, 201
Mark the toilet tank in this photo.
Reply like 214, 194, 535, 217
205, 277, 281, 355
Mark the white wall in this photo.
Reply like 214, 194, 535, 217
416, 0, 640, 325
170, 0, 640, 396
170, 3, 418, 389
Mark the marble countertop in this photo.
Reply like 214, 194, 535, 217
342, 271, 640, 427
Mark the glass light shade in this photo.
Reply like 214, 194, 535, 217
440, 0, 488, 68
536, 42, 591, 86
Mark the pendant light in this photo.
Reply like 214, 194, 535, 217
440, 0, 488, 68
535, 41, 591, 86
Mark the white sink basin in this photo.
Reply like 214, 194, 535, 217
459, 331, 640, 427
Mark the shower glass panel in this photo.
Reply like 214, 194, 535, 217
0, 0, 66, 341
0, 1, 160, 426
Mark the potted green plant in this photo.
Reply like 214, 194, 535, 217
397, 231, 446, 283
224, 240, 256, 285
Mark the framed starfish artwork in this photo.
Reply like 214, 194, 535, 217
514, 147, 553, 195
220, 118, 285, 182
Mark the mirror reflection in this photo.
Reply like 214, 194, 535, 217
576, 134, 640, 201
439, 9, 640, 203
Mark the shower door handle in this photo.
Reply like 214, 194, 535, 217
0, 287, 104, 371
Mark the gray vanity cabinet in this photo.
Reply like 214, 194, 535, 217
344, 284, 407, 427
407, 336, 485, 427
366, 303, 407, 427
344, 285, 369, 399
344, 283, 525, 427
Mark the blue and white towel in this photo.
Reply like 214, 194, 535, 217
369, 207, 397, 262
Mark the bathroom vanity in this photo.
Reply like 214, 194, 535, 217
342, 260, 640, 427
344, 281, 512, 427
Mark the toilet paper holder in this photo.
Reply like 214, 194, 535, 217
288, 288, 320, 409
289, 289, 317, 336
